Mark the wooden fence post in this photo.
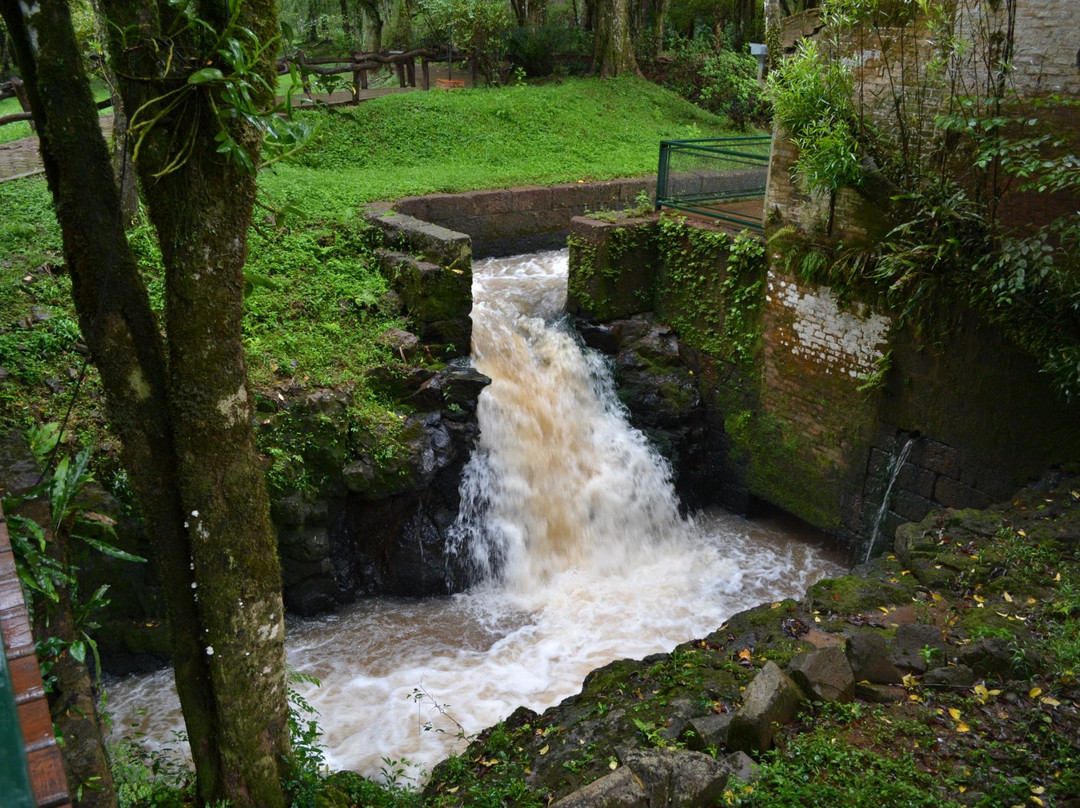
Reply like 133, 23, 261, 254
395, 59, 406, 88
406, 56, 416, 87
11, 77, 34, 131
421, 57, 431, 90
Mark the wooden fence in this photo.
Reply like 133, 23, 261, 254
0, 48, 471, 133
280, 48, 475, 99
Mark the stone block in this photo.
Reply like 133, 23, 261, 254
283, 575, 339, 616
365, 206, 471, 268
788, 646, 856, 703
923, 664, 975, 688
508, 184, 553, 212
846, 632, 903, 684
681, 713, 733, 752
727, 661, 803, 754
915, 439, 962, 479
463, 188, 513, 216
279, 526, 330, 563
281, 556, 331, 587
934, 476, 991, 510
550, 748, 737, 808
854, 683, 906, 703
893, 489, 935, 524
896, 462, 937, 499
890, 623, 948, 673
393, 195, 429, 220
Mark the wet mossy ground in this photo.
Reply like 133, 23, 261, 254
403, 473, 1080, 808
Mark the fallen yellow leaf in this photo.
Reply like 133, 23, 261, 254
1031, 786, 1046, 795
956, 722, 970, 733
1004, 592, 1013, 602
1029, 687, 1043, 698
949, 708, 962, 721
1030, 797, 1044, 806
609, 760, 618, 770
973, 594, 986, 603
878, 606, 891, 614
539, 744, 549, 755
1041, 697, 1061, 707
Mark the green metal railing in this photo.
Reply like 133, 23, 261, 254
656, 136, 772, 231
1, 639, 36, 808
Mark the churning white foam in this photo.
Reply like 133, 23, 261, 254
104, 250, 845, 781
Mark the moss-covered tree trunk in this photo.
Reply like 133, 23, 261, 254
592, 0, 640, 77
0, 2, 291, 807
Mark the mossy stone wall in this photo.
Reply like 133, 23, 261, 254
568, 212, 1080, 553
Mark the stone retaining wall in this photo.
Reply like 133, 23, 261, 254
393, 178, 657, 258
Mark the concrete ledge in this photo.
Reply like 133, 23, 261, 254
393, 178, 657, 258
364, 203, 471, 268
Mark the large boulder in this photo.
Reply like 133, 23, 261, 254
846, 632, 903, 684
549, 748, 744, 808
890, 624, 948, 673
788, 646, 855, 703
727, 661, 803, 754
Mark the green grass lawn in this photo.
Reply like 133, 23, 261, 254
0, 75, 738, 451
262, 74, 735, 217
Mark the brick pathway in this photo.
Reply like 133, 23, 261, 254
0, 114, 115, 182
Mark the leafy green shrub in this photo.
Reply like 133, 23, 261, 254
418, 0, 512, 85
504, 24, 565, 77
644, 35, 769, 128
698, 49, 769, 128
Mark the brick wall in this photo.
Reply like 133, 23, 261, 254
767, 0, 1080, 236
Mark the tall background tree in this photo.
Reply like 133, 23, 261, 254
0, 1, 294, 806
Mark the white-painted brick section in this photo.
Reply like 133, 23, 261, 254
772, 271, 891, 375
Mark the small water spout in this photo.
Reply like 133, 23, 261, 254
863, 434, 919, 563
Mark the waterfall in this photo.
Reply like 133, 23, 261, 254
103, 249, 845, 781
450, 249, 689, 591
863, 434, 918, 563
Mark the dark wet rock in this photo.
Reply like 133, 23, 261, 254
727, 661, 802, 753
550, 748, 735, 808
377, 327, 421, 360
855, 683, 907, 703
958, 637, 1022, 678
283, 576, 340, 616
681, 713, 732, 752
788, 646, 855, 703
271, 493, 309, 526
279, 525, 330, 563
890, 624, 948, 673
846, 632, 903, 684
923, 664, 976, 688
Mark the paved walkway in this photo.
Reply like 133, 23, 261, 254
0, 115, 115, 182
